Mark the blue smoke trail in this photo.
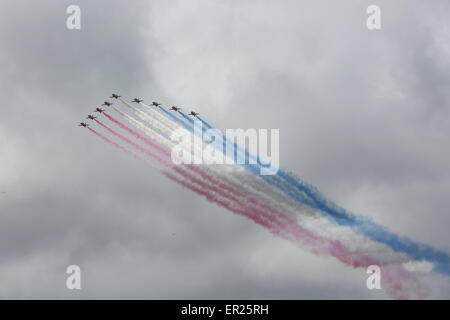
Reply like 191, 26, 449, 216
156, 106, 193, 131
197, 116, 214, 129
178, 110, 195, 125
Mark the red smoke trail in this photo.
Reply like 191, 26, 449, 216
102, 112, 259, 201
96, 119, 284, 218
95, 119, 170, 166
168, 167, 421, 298
97, 118, 256, 206
101, 115, 289, 221
172, 170, 422, 299
165, 172, 275, 230
93, 120, 287, 238
104, 112, 170, 157
91, 121, 313, 248
88, 127, 159, 170
88, 127, 161, 171
96, 119, 249, 204
103, 111, 291, 223
168, 170, 385, 268
95, 120, 261, 217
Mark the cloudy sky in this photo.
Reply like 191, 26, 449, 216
0, 0, 449, 299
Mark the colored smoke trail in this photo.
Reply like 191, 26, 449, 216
95, 118, 294, 230
88, 127, 159, 170
92, 119, 422, 299
152, 103, 450, 275
119, 99, 173, 135
108, 108, 316, 227
95, 116, 373, 265
95, 119, 169, 166
140, 107, 415, 265
125, 103, 432, 267
94, 118, 310, 245
90, 123, 275, 233
83, 98, 450, 298
278, 169, 450, 274
137, 104, 450, 294
103, 112, 170, 157
196, 116, 213, 129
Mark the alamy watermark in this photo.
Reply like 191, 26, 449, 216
66, 265, 81, 290
170, 120, 279, 175
366, 5, 381, 30
366, 265, 381, 290
66, 5, 81, 30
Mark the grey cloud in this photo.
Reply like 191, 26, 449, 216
0, 0, 449, 299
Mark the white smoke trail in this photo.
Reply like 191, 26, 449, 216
119, 99, 176, 135
140, 102, 180, 130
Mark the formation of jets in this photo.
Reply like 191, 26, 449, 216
79, 94, 201, 128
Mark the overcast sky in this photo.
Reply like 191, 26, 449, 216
0, 0, 449, 299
